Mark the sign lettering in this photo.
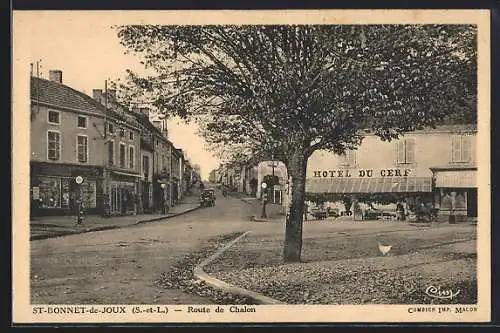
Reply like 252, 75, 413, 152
313, 169, 412, 178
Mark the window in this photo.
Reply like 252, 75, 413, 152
47, 131, 60, 161
451, 136, 472, 163
119, 143, 126, 168
77, 135, 88, 163
397, 138, 415, 164
37, 176, 61, 208
129, 146, 135, 169
143, 155, 150, 179
108, 123, 114, 135
108, 140, 114, 166
339, 149, 356, 167
48, 110, 60, 125
77, 115, 87, 129
129, 131, 134, 140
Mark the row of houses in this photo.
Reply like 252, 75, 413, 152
30, 69, 201, 217
218, 125, 478, 223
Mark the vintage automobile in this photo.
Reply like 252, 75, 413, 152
200, 189, 216, 207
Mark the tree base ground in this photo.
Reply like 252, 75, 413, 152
204, 223, 477, 304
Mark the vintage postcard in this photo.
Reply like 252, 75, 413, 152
12, 10, 491, 324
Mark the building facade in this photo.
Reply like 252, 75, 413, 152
305, 125, 477, 222
92, 89, 142, 216
30, 72, 111, 216
30, 69, 199, 217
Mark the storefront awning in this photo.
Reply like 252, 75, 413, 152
305, 177, 432, 194
111, 170, 142, 178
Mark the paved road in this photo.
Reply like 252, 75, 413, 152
31, 190, 255, 305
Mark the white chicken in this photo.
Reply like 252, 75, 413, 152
378, 242, 393, 256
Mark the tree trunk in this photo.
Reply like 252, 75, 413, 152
283, 147, 308, 262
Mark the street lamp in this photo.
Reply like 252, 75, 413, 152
261, 182, 268, 218
160, 183, 167, 214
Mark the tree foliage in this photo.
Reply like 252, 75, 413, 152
116, 24, 476, 261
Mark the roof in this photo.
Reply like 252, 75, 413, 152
31, 77, 107, 115
30, 77, 131, 124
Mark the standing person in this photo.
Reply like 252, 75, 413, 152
396, 200, 405, 221
250, 178, 257, 197
303, 201, 309, 221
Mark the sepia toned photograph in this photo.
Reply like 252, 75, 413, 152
12, 10, 490, 323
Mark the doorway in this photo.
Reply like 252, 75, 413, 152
467, 188, 477, 217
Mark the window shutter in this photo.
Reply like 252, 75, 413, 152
462, 137, 471, 162
397, 140, 405, 163
452, 137, 461, 162
406, 139, 415, 163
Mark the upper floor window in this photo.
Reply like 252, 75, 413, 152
119, 143, 126, 168
397, 138, 415, 164
452, 135, 472, 163
142, 155, 150, 178
77, 135, 88, 163
108, 123, 114, 135
47, 130, 60, 161
108, 140, 114, 166
339, 149, 356, 167
77, 115, 87, 129
48, 110, 60, 125
129, 146, 135, 169
129, 131, 134, 140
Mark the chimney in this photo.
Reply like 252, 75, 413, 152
92, 89, 103, 102
49, 70, 63, 84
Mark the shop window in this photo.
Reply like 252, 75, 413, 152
77, 135, 88, 163
440, 192, 453, 210
37, 176, 61, 208
48, 110, 60, 125
119, 143, 126, 168
77, 115, 87, 129
451, 136, 472, 163
129, 146, 135, 169
108, 140, 114, 166
397, 138, 415, 164
455, 192, 466, 210
47, 131, 60, 161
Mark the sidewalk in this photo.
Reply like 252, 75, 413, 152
30, 195, 201, 241
228, 191, 284, 221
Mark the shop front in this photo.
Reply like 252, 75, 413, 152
431, 167, 477, 223
107, 170, 140, 216
30, 162, 103, 216
305, 175, 434, 220
153, 175, 170, 213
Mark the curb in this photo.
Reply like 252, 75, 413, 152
193, 231, 285, 305
30, 205, 201, 241
134, 205, 201, 225
30, 225, 120, 241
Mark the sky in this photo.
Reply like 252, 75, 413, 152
16, 12, 220, 180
